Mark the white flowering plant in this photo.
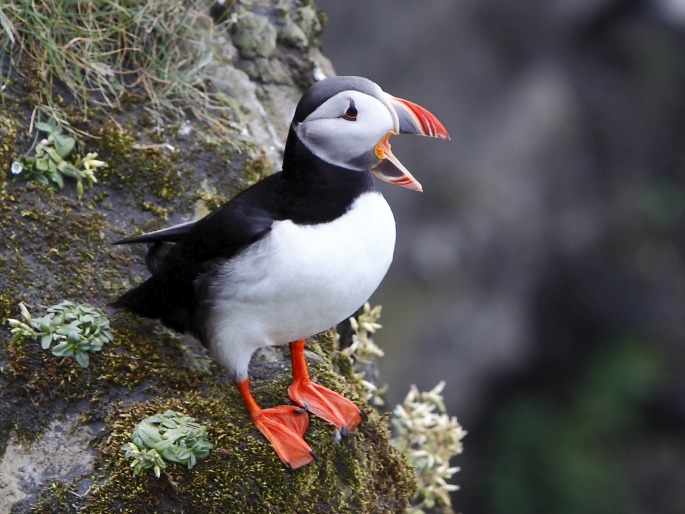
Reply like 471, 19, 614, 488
341, 303, 465, 512
342, 303, 387, 406
392, 382, 466, 514
342, 302, 385, 363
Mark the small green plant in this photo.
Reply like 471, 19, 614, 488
121, 410, 213, 478
7, 301, 113, 368
9, 116, 106, 198
392, 382, 466, 514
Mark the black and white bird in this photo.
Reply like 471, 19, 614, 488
114, 76, 449, 469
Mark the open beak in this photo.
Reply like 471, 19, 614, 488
371, 94, 450, 192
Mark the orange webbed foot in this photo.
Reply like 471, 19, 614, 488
236, 378, 314, 469
251, 405, 314, 469
288, 378, 362, 436
288, 338, 362, 435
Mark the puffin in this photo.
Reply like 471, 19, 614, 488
113, 76, 449, 469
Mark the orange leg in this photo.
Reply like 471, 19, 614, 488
287, 338, 362, 436
235, 378, 314, 469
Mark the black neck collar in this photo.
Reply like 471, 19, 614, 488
276, 128, 376, 225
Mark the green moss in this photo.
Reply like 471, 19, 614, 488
0, 115, 18, 174
92, 119, 260, 225
29, 480, 72, 513
0, 185, 119, 302
3, 316, 413, 512
96, 125, 136, 166
0, 180, 171, 405
95, 124, 184, 204
79, 332, 414, 513
141, 201, 170, 219
3, 309, 207, 404
0, 242, 30, 323
240, 153, 270, 185
192, 192, 230, 214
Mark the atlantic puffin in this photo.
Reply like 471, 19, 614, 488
114, 76, 449, 469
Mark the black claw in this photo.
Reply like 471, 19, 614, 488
340, 426, 349, 438
301, 401, 310, 411
294, 407, 307, 414
310, 450, 318, 461
285, 460, 292, 470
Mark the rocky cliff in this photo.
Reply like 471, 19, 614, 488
0, 1, 416, 512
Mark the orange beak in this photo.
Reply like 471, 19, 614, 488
371, 95, 450, 192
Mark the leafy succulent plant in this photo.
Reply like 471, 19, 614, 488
9, 116, 106, 198
7, 301, 114, 367
122, 410, 213, 478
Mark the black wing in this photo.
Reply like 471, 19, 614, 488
113, 171, 285, 265
171, 201, 274, 267
112, 220, 198, 245
112, 174, 281, 334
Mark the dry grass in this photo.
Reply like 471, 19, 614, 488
0, 0, 232, 133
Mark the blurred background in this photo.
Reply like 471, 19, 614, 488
316, 0, 685, 512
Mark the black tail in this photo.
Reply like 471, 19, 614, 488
113, 277, 194, 334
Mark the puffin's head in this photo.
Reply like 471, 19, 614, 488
290, 76, 449, 192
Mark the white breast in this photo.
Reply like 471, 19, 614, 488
202, 191, 396, 379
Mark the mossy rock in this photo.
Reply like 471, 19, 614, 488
0, 0, 415, 512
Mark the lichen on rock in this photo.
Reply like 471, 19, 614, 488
232, 12, 279, 59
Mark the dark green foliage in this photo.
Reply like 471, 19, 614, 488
486, 340, 664, 514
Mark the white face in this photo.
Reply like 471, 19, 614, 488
293, 90, 396, 171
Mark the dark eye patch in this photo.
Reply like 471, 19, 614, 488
342, 101, 357, 121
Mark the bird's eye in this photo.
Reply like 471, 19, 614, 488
342, 103, 358, 121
